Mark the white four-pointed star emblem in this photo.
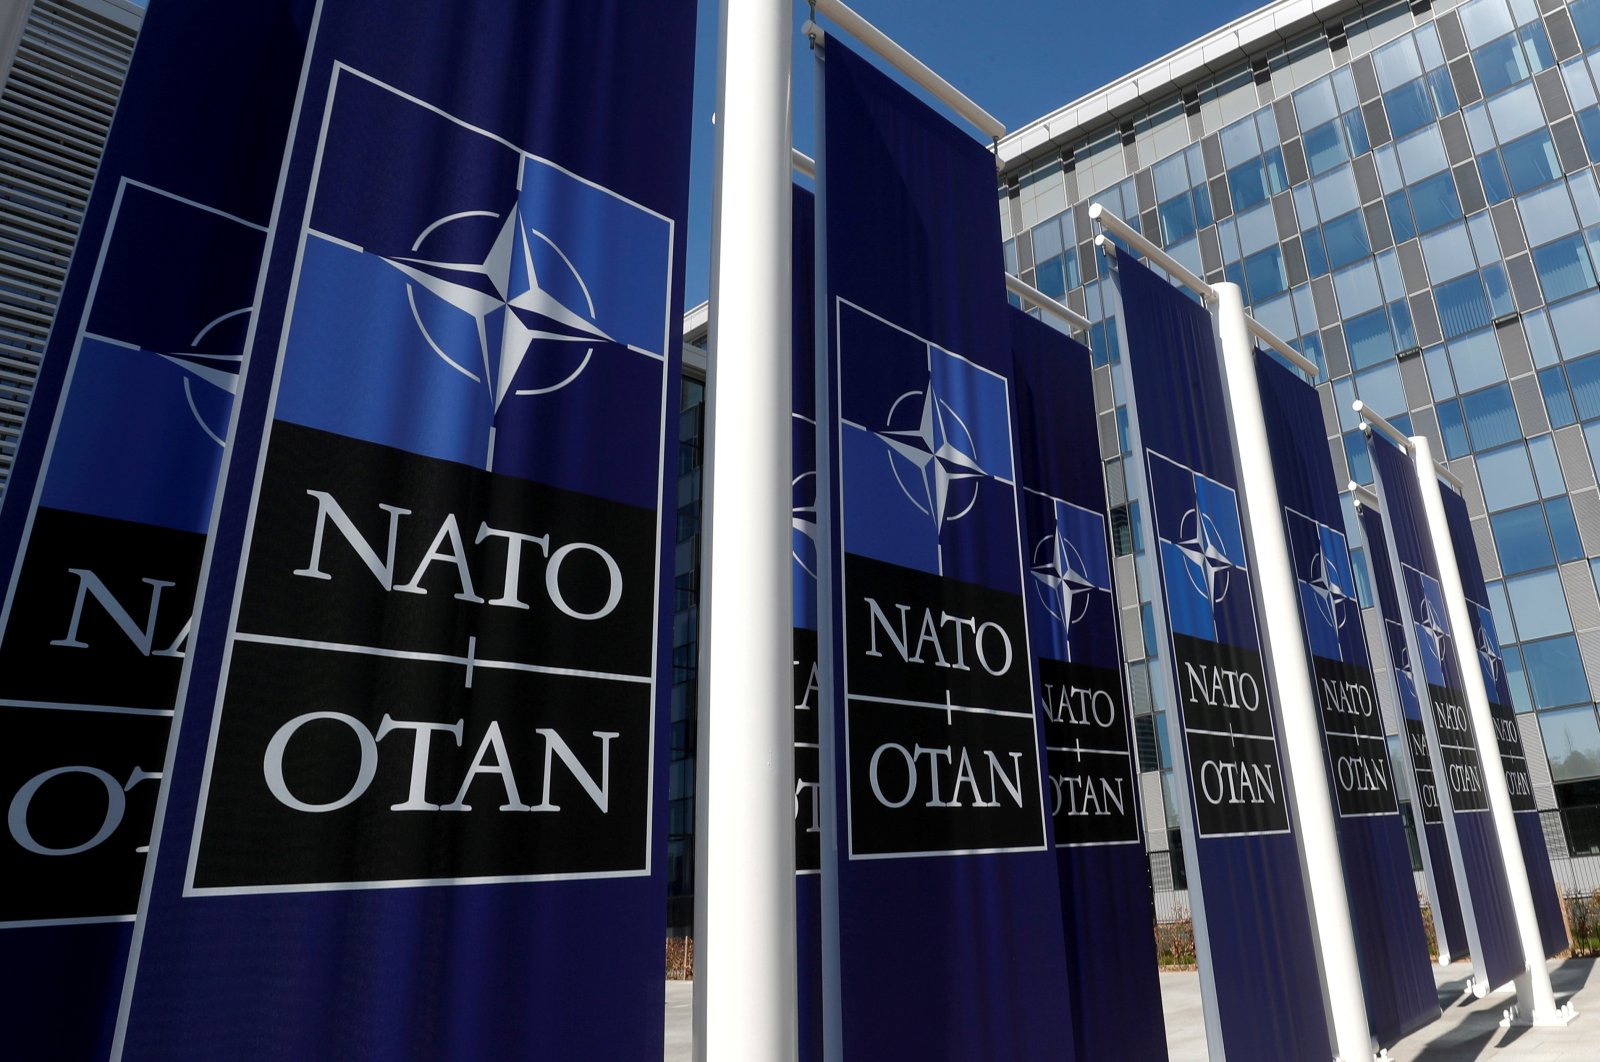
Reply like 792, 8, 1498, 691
1418, 598, 1449, 661
1477, 624, 1503, 681
1176, 507, 1234, 605
1032, 531, 1097, 631
1308, 551, 1352, 632
876, 378, 985, 531
156, 305, 251, 447
382, 204, 610, 410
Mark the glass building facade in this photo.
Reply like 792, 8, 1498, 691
998, 0, 1600, 897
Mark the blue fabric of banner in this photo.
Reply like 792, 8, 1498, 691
1367, 432, 1523, 991
792, 184, 823, 1062
1436, 484, 1567, 957
1115, 253, 1330, 1058
1256, 356, 1438, 1045
112, 3, 695, 1057
1358, 502, 1470, 961
0, 4, 310, 1058
817, 39, 1075, 1059
1010, 307, 1168, 1060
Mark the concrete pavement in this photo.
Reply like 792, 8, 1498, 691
664, 957, 1598, 1059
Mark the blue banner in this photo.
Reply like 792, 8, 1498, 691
112, 3, 695, 1057
0, 4, 308, 1058
1437, 483, 1567, 957
1366, 431, 1523, 991
817, 40, 1073, 1058
791, 184, 823, 1062
1256, 356, 1437, 1044
1114, 254, 1328, 1058
1358, 502, 1470, 963
1011, 308, 1166, 1059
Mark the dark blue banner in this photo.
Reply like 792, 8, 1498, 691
1358, 502, 1469, 963
818, 40, 1073, 1058
1256, 356, 1437, 1044
0, 4, 308, 1058
791, 184, 823, 1062
1437, 483, 1567, 957
1367, 431, 1522, 991
1115, 255, 1328, 1058
112, 3, 695, 1057
1011, 308, 1166, 1060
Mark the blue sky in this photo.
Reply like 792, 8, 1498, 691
683, 0, 1264, 308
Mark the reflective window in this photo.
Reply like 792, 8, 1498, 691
1304, 120, 1349, 176
1472, 24, 1554, 96
1243, 246, 1288, 302
1529, 434, 1567, 496
1323, 211, 1371, 270
1159, 195, 1197, 244
1522, 635, 1592, 708
1478, 150, 1513, 204
1540, 365, 1579, 427
1374, 35, 1424, 89
1302, 226, 1330, 278
1385, 79, 1436, 138
1580, 107, 1600, 164
1294, 77, 1340, 130
1507, 569, 1575, 639
1540, 705, 1600, 782
1520, 184, 1580, 246
1476, 443, 1539, 510
1491, 504, 1555, 573
1355, 362, 1406, 416
1448, 329, 1505, 391
1576, 0, 1600, 51
1396, 126, 1449, 180
1501, 130, 1562, 194
1346, 307, 1395, 369
1437, 398, 1472, 457
1488, 82, 1546, 142
1387, 192, 1417, 244
1532, 232, 1598, 303
1550, 290, 1600, 362
1228, 149, 1288, 213
1409, 171, 1463, 233
1501, 644, 1536, 712
1435, 274, 1493, 338
1460, 0, 1516, 49
1460, 383, 1521, 448
1483, 263, 1514, 318
1565, 352, 1600, 419
1335, 261, 1382, 314
1345, 431, 1373, 484
1548, 496, 1585, 561
1422, 224, 1476, 282
1313, 166, 1361, 219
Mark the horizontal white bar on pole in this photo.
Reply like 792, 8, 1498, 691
1089, 204, 1317, 378
1089, 208, 1213, 302
791, 148, 816, 180
1006, 273, 1092, 332
1246, 316, 1318, 377
805, 1, 1006, 140
1353, 399, 1410, 451
1432, 455, 1465, 494
1348, 481, 1380, 511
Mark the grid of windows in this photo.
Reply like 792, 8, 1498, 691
1003, 0, 1600, 859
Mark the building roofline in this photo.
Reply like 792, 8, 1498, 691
997, 0, 1367, 172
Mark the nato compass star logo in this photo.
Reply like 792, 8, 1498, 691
1417, 597, 1449, 662
383, 203, 610, 410
875, 377, 986, 532
1176, 506, 1236, 605
158, 307, 249, 445
1307, 551, 1354, 632
1477, 624, 1503, 682
1032, 530, 1096, 631
792, 469, 818, 579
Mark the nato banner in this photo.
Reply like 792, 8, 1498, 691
1358, 502, 1469, 963
1115, 254, 1328, 1058
112, 3, 695, 1057
0, 3, 307, 1058
817, 40, 1074, 1059
1256, 356, 1437, 1044
792, 184, 824, 1062
1437, 482, 1567, 957
1367, 431, 1522, 992
1011, 308, 1166, 1060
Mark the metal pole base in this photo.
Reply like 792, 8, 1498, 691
1500, 972, 1578, 1027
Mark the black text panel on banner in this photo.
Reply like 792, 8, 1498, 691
1114, 254, 1330, 1058
1366, 430, 1524, 992
792, 184, 824, 1062
0, 3, 309, 1057
1011, 308, 1167, 1060
816, 40, 1076, 1058
111, 2, 696, 1057
1357, 501, 1470, 963
1256, 356, 1439, 1045
1437, 479, 1568, 957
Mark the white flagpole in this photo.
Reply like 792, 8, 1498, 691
1410, 434, 1575, 1027
693, 0, 797, 1057
1213, 283, 1377, 1062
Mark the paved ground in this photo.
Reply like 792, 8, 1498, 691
664, 957, 1598, 1059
